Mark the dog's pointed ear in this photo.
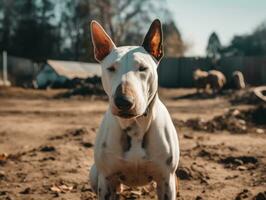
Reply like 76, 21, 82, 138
142, 19, 163, 61
91, 20, 116, 62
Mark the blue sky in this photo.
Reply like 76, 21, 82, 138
166, 0, 266, 56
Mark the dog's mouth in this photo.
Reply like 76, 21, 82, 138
116, 112, 138, 119
111, 105, 139, 119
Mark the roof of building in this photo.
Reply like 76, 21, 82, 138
46, 60, 101, 79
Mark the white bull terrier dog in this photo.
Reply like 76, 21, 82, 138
89, 19, 180, 200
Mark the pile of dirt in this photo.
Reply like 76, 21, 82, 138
220, 156, 259, 170
229, 88, 262, 105
235, 189, 253, 200
176, 163, 210, 184
253, 191, 266, 200
175, 109, 248, 133
55, 76, 106, 98
58, 84, 106, 98
234, 190, 266, 200
67, 76, 101, 88
245, 105, 266, 125
49, 127, 92, 140
175, 106, 266, 133
41, 76, 101, 89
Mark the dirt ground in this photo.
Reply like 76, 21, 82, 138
0, 87, 265, 200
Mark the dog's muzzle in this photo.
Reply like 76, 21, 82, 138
114, 95, 134, 110
113, 83, 137, 118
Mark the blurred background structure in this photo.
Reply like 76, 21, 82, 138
0, 0, 265, 88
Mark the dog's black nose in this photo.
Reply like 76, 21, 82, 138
114, 95, 134, 110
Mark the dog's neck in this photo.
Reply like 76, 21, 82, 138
115, 92, 158, 137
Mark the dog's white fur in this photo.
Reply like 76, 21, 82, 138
89, 19, 179, 200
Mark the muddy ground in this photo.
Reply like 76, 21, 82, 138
0, 87, 265, 200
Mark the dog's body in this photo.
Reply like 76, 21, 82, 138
89, 20, 179, 200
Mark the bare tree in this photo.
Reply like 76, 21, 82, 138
0, 0, 187, 61
90, 0, 151, 45
0, 0, 16, 52
206, 32, 222, 59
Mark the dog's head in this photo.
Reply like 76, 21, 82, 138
91, 19, 163, 119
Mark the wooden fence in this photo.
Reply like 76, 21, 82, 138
158, 56, 266, 87
1, 54, 266, 88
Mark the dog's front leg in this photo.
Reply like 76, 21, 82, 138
157, 173, 176, 200
98, 173, 118, 200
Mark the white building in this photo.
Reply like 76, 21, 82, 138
36, 60, 101, 89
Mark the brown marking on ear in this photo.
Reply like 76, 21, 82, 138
142, 19, 163, 61
91, 20, 116, 62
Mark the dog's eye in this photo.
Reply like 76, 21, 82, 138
139, 66, 147, 72
107, 66, 115, 72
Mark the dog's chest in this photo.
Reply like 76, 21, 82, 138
120, 125, 147, 160
101, 125, 160, 186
